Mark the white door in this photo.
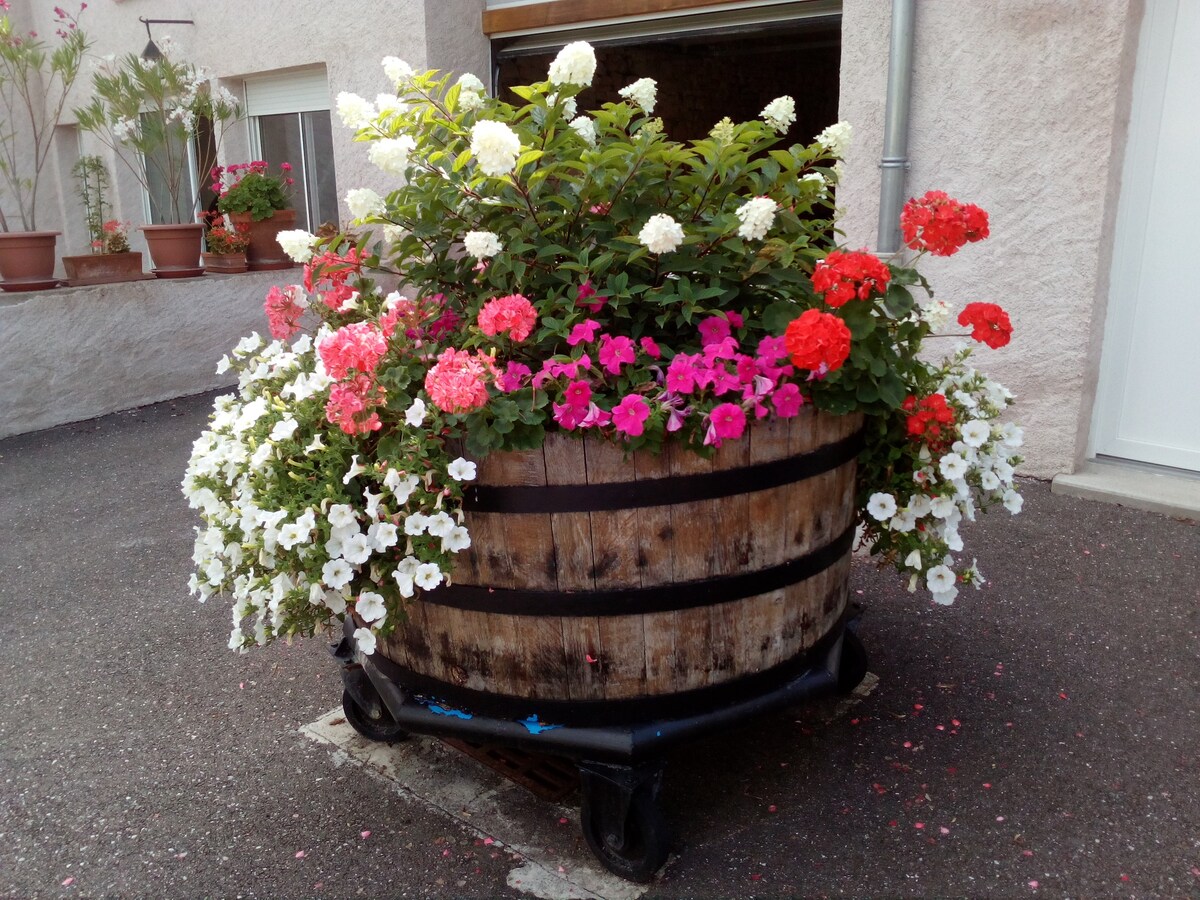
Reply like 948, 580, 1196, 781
1092, 0, 1200, 472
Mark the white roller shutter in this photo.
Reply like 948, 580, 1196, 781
243, 68, 330, 117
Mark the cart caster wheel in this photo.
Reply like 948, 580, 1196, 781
837, 628, 869, 694
342, 688, 408, 743
580, 766, 669, 883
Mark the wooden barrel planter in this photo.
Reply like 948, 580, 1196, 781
378, 406, 863, 724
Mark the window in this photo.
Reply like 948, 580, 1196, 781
244, 68, 338, 233
143, 114, 216, 224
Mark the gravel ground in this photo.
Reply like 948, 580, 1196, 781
1, 392, 1196, 899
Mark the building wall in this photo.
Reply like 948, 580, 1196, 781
837, 0, 1141, 478
21, 0, 490, 259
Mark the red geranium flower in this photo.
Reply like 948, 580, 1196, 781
812, 249, 891, 307
957, 302, 1012, 349
783, 309, 852, 373
900, 190, 989, 257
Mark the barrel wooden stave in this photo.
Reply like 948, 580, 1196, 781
381, 407, 862, 702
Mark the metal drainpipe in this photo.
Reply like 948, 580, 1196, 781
876, 0, 917, 254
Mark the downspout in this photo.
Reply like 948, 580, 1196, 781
876, 0, 917, 254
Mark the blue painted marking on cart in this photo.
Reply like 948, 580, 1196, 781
519, 715, 562, 735
428, 704, 473, 720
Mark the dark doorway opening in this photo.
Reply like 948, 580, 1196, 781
494, 15, 841, 145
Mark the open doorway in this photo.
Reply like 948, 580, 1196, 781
494, 13, 841, 146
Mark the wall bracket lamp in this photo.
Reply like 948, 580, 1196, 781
139, 17, 195, 60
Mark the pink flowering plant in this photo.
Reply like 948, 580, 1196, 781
213, 160, 294, 221
184, 44, 1024, 653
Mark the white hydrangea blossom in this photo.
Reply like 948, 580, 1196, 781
276, 230, 318, 264
345, 188, 385, 221
470, 120, 521, 177
368, 136, 416, 179
618, 78, 657, 113
548, 41, 596, 87
816, 121, 853, 158
638, 214, 684, 254
336, 92, 376, 129
734, 196, 778, 241
760, 96, 796, 133
463, 231, 502, 259
382, 56, 414, 87
456, 73, 487, 111
569, 116, 597, 147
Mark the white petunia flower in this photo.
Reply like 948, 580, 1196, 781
816, 121, 853, 158
368, 136, 416, 179
341, 532, 373, 565
343, 454, 366, 485
393, 569, 415, 598
269, 416, 299, 441
867, 492, 897, 521
939, 453, 969, 481
323, 590, 348, 615
735, 196, 777, 241
328, 504, 357, 530
277, 521, 311, 550
960, 420, 990, 447
414, 563, 444, 591
999, 423, 1024, 448
362, 488, 383, 520
353, 626, 377, 656
1003, 490, 1024, 514
304, 433, 326, 454
930, 495, 957, 519
569, 116, 596, 146
403, 513, 429, 536
760, 96, 796, 133
386, 470, 421, 503
619, 78, 657, 113
425, 511, 456, 539
404, 397, 426, 428
336, 92, 376, 128
904, 549, 922, 569
889, 510, 917, 533
926, 564, 956, 594
367, 521, 399, 552
470, 120, 521, 177
382, 56, 413, 87
930, 586, 959, 606
463, 231, 502, 259
908, 494, 933, 518
638, 214, 684, 254
980, 470, 1001, 491
447, 457, 476, 481
548, 41, 596, 87
355, 591, 387, 623
322, 558, 354, 589
442, 525, 471, 553
345, 187, 385, 221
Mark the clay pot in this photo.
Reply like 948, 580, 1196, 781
0, 231, 60, 292
227, 209, 297, 271
141, 223, 205, 279
62, 252, 149, 286
202, 251, 249, 274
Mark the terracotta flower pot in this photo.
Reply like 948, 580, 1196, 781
227, 209, 297, 271
0, 231, 61, 292
202, 251, 249, 274
141, 223, 205, 279
62, 252, 150, 287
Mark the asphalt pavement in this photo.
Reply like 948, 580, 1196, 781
1, 391, 1197, 899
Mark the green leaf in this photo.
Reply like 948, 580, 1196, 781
762, 299, 801, 334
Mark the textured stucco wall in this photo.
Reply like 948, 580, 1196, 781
0, 273, 286, 438
837, 0, 1140, 478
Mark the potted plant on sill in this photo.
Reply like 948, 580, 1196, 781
61, 154, 148, 286
74, 41, 241, 279
0, 3, 88, 291
201, 213, 249, 274
212, 160, 297, 270
183, 46, 1024, 880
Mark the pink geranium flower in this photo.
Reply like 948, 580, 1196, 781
478, 293, 537, 342
264, 285, 305, 340
424, 348, 496, 413
319, 322, 387, 379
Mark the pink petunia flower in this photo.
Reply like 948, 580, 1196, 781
611, 395, 651, 437
567, 319, 601, 347
705, 402, 746, 446
771, 382, 804, 417
598, 334, 636, 375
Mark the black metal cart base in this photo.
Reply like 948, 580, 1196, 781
331, 612, 868, 883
